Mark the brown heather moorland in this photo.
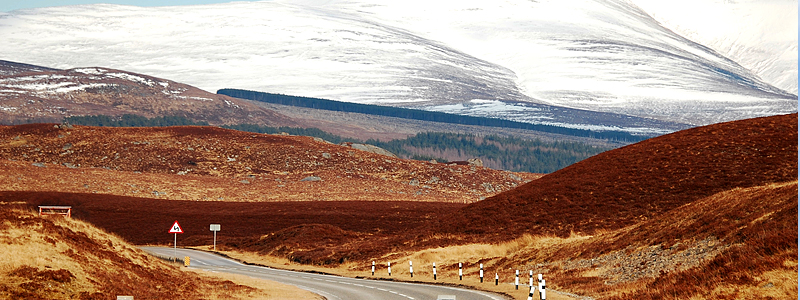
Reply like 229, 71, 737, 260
0, 124, 538, 203
219, 114, 798, 299
432, 113, 797, 239
0, 206, 320, 300
0, 114, 795, 299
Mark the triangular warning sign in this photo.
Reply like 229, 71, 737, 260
169, 220, 184, 234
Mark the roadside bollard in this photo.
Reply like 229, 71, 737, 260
372, 261, 375, 276
540, 278, 547, 300
480, 264, 484, 283
538, 273, 543, 290
527, 285, 535, 300
388, 262, 392, 276
515, 270, 519, 290
433, 262, 437, 280
495, 272, 499, 285
459, 263, 463, 280
409, 261, 413, 278
529, 270, 534, 289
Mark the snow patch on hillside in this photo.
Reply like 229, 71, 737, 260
631, 0, 798, 95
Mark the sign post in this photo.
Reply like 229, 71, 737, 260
169, 221, 184, 260
210, 224, 221, 251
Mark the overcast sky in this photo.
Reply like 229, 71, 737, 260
1, 0, 249, 12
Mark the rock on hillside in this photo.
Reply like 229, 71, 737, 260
432, 113, 797, 239
0, 124, 538, 202
0, 62, 296, 126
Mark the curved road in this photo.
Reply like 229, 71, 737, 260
141, 247, 508, 300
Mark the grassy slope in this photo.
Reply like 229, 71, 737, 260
0, 206, 320, 300
225, 181, 796, 300
432, 113, 797, 240
604, 181, 798, 299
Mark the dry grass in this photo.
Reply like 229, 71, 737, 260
188, 268, 322, 300
214, 235, 588, 300
216, 181, 797, 300
0, 206, 321, 299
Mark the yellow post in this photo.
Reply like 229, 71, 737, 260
184, 256, 190, 267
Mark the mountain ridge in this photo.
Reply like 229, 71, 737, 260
0, 0, 794, 130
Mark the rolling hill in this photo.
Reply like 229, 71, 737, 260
0, 205, 319, 299
213, 113, 796, 299
432, 113, 797, 239
0, 123, 539, 203
0, 62, 295, 126
0, 111, 794, 299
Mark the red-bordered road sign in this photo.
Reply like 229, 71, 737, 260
169, 220, 184, 234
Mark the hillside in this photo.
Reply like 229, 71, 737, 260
218, 88, 659, 141
0, 60, 627, 173
209, 113, 797, 299
632, 0, 798, 94
432, 113, 797, 239
0, 124, 539, 203
0, 112, 794, 300
0, 63, 296, 126
352, 180, 796, 299
0, 205, 319, 299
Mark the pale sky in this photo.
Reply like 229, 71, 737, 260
0, 0, 250, 12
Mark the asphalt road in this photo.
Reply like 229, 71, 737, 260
141, 247, 508, 300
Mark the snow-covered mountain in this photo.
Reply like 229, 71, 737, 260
0, 0, 794, 134
632, 0, 798, 95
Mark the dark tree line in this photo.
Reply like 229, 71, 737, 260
64, 114, 208, 127
217, 88, 645, 142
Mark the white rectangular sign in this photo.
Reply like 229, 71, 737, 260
210, 224, 220, 231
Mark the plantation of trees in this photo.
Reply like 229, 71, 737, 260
217, 88, 645, 143
65, 114, 208, 127
367, 132, 607, 173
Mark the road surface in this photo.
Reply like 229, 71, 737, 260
141, 247, 508, 300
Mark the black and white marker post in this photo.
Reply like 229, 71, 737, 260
372, 261, 375, 276
538, 273, 543, 290
495, 272, 499, 285
458, 263, 463, 280
388, 262, 391, 276
529, 270, 534, 289
515, 269, 520, 290
480, 263, 484, 283
433, 262, 437, 280
409, 261, 413, 278
539, 276, 547, 300
527, 285, 535, 300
